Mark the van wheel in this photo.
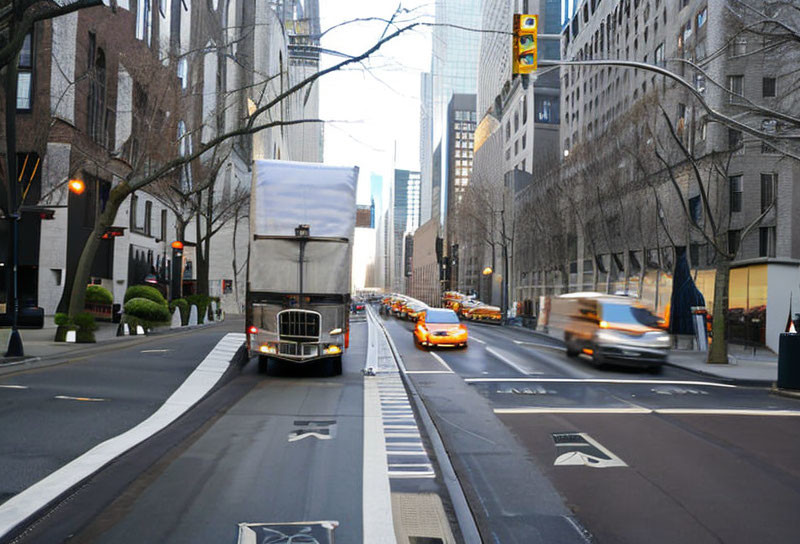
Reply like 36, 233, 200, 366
591, 348, 606, 369
565, 335, 579, 357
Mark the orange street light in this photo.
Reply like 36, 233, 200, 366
68, 179, 85, 195
171, 241, 184, 250
482, 266, 493, 276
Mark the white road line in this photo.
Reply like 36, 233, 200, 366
485, 347, 541, 376
465, 378, 736, 388
140, 349, 171, 353
513, 340, 566, 351
0, 385, 28, 390
495, 407, 653, 414
656, 408, 800, 416
405, 370, 453, 374
429, 352, 455, 373
0, 333, 245, 540
470, 336, 486, 345
54, 395, 106, 402
493, 407, 800, 417
362, 377, 397, 544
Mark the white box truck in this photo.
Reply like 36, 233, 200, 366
246, 160, 359, 375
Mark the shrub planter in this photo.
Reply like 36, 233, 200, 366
55, 326, 76, 342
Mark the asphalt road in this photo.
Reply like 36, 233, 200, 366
0, 320, 242, 506
384, 315, 800, 543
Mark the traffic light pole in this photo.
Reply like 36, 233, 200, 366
4, 31, 24, 357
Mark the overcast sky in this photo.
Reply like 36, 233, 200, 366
319, 1, 432, 206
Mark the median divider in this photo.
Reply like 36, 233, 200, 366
367, 306, 482, 544
0, 332, 246, 541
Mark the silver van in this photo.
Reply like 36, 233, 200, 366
546, 293, 670, 370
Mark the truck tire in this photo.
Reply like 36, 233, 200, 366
329, 356, 343, 376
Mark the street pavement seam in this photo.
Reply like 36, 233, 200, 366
0, 332, 246, 541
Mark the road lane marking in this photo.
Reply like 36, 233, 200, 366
288, 420, 337, 442
429, 352, 455, 373
466, 378, 735, 387
0, 384, 28, 390
656, 408, 800, 416
470, 336, 486, 344
405, 370, 453, 374
496, 407, 652, 414
140, 349, 172, 353
363, 377, 398, 544
513, 340, 566, 351
485, 347, 542, 375
0, 333, 246, 540
54, 395, 107, 402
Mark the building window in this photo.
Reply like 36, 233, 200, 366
728, 129, 743, 154
514, 111, 519, 132
177, 57, 188, 90
727, 229, 741, 255
689, 195, 702, 224
161, 209, 167, 240
17, 33, 33, 111
727, 75, 743, 103
730, 39, 746, 56
759, 227, 776, 257
762, 77, 776, 98
654, 43, 664, 67
761, 173, 776, 212
87, 43, 107, 145
144, 200, 152, 236
697, 7, 707, 28
522, 95, 528, 124
729, 175, 742, 212
761, 119, 777, 153
130, 194, 140, 232
136, 0, 152, 44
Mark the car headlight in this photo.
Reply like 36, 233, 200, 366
654, 333, 671, 346
595, 330, 623, 343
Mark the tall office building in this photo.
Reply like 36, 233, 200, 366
420, 73, 434, 224
392, 169, 421, 291
429, 0, 481, 224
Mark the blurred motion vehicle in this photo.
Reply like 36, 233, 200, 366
463, 303, 502, 322
246, 160, 359, 375
442, 291, 468, 312
405, 300, 428, 321
413, 308, 468, 348
543, 293, 670, 370
391, 296, 410, 318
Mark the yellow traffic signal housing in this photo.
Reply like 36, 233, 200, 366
513, 14, 538, 74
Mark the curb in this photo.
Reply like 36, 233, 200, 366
0, 333, 246, 543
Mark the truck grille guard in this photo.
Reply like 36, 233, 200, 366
277, 309, 321, 343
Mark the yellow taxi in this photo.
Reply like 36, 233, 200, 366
413, 308, 468, 348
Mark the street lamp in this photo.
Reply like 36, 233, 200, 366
482, 266, 493, 275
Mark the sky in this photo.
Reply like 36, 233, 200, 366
318, 1, 433, 208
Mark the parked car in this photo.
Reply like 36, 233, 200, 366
413, 308, 468, 348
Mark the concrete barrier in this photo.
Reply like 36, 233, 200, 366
188, 305, 198, 326
170, 308, 182, 328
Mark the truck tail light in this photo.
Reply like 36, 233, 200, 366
248, 325, 258, 335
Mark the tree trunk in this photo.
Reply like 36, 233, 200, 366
67, 183, 131, 316
708, 256, 730, 364
195, 211, 209, 296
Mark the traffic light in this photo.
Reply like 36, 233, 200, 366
513, 14, 538, 74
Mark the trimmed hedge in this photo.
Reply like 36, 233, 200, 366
85, 285, 113, 305
124, 285, 167, 306
169, 298, 190, 325
74, 312, 97, 332
124, 297, 171, 324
